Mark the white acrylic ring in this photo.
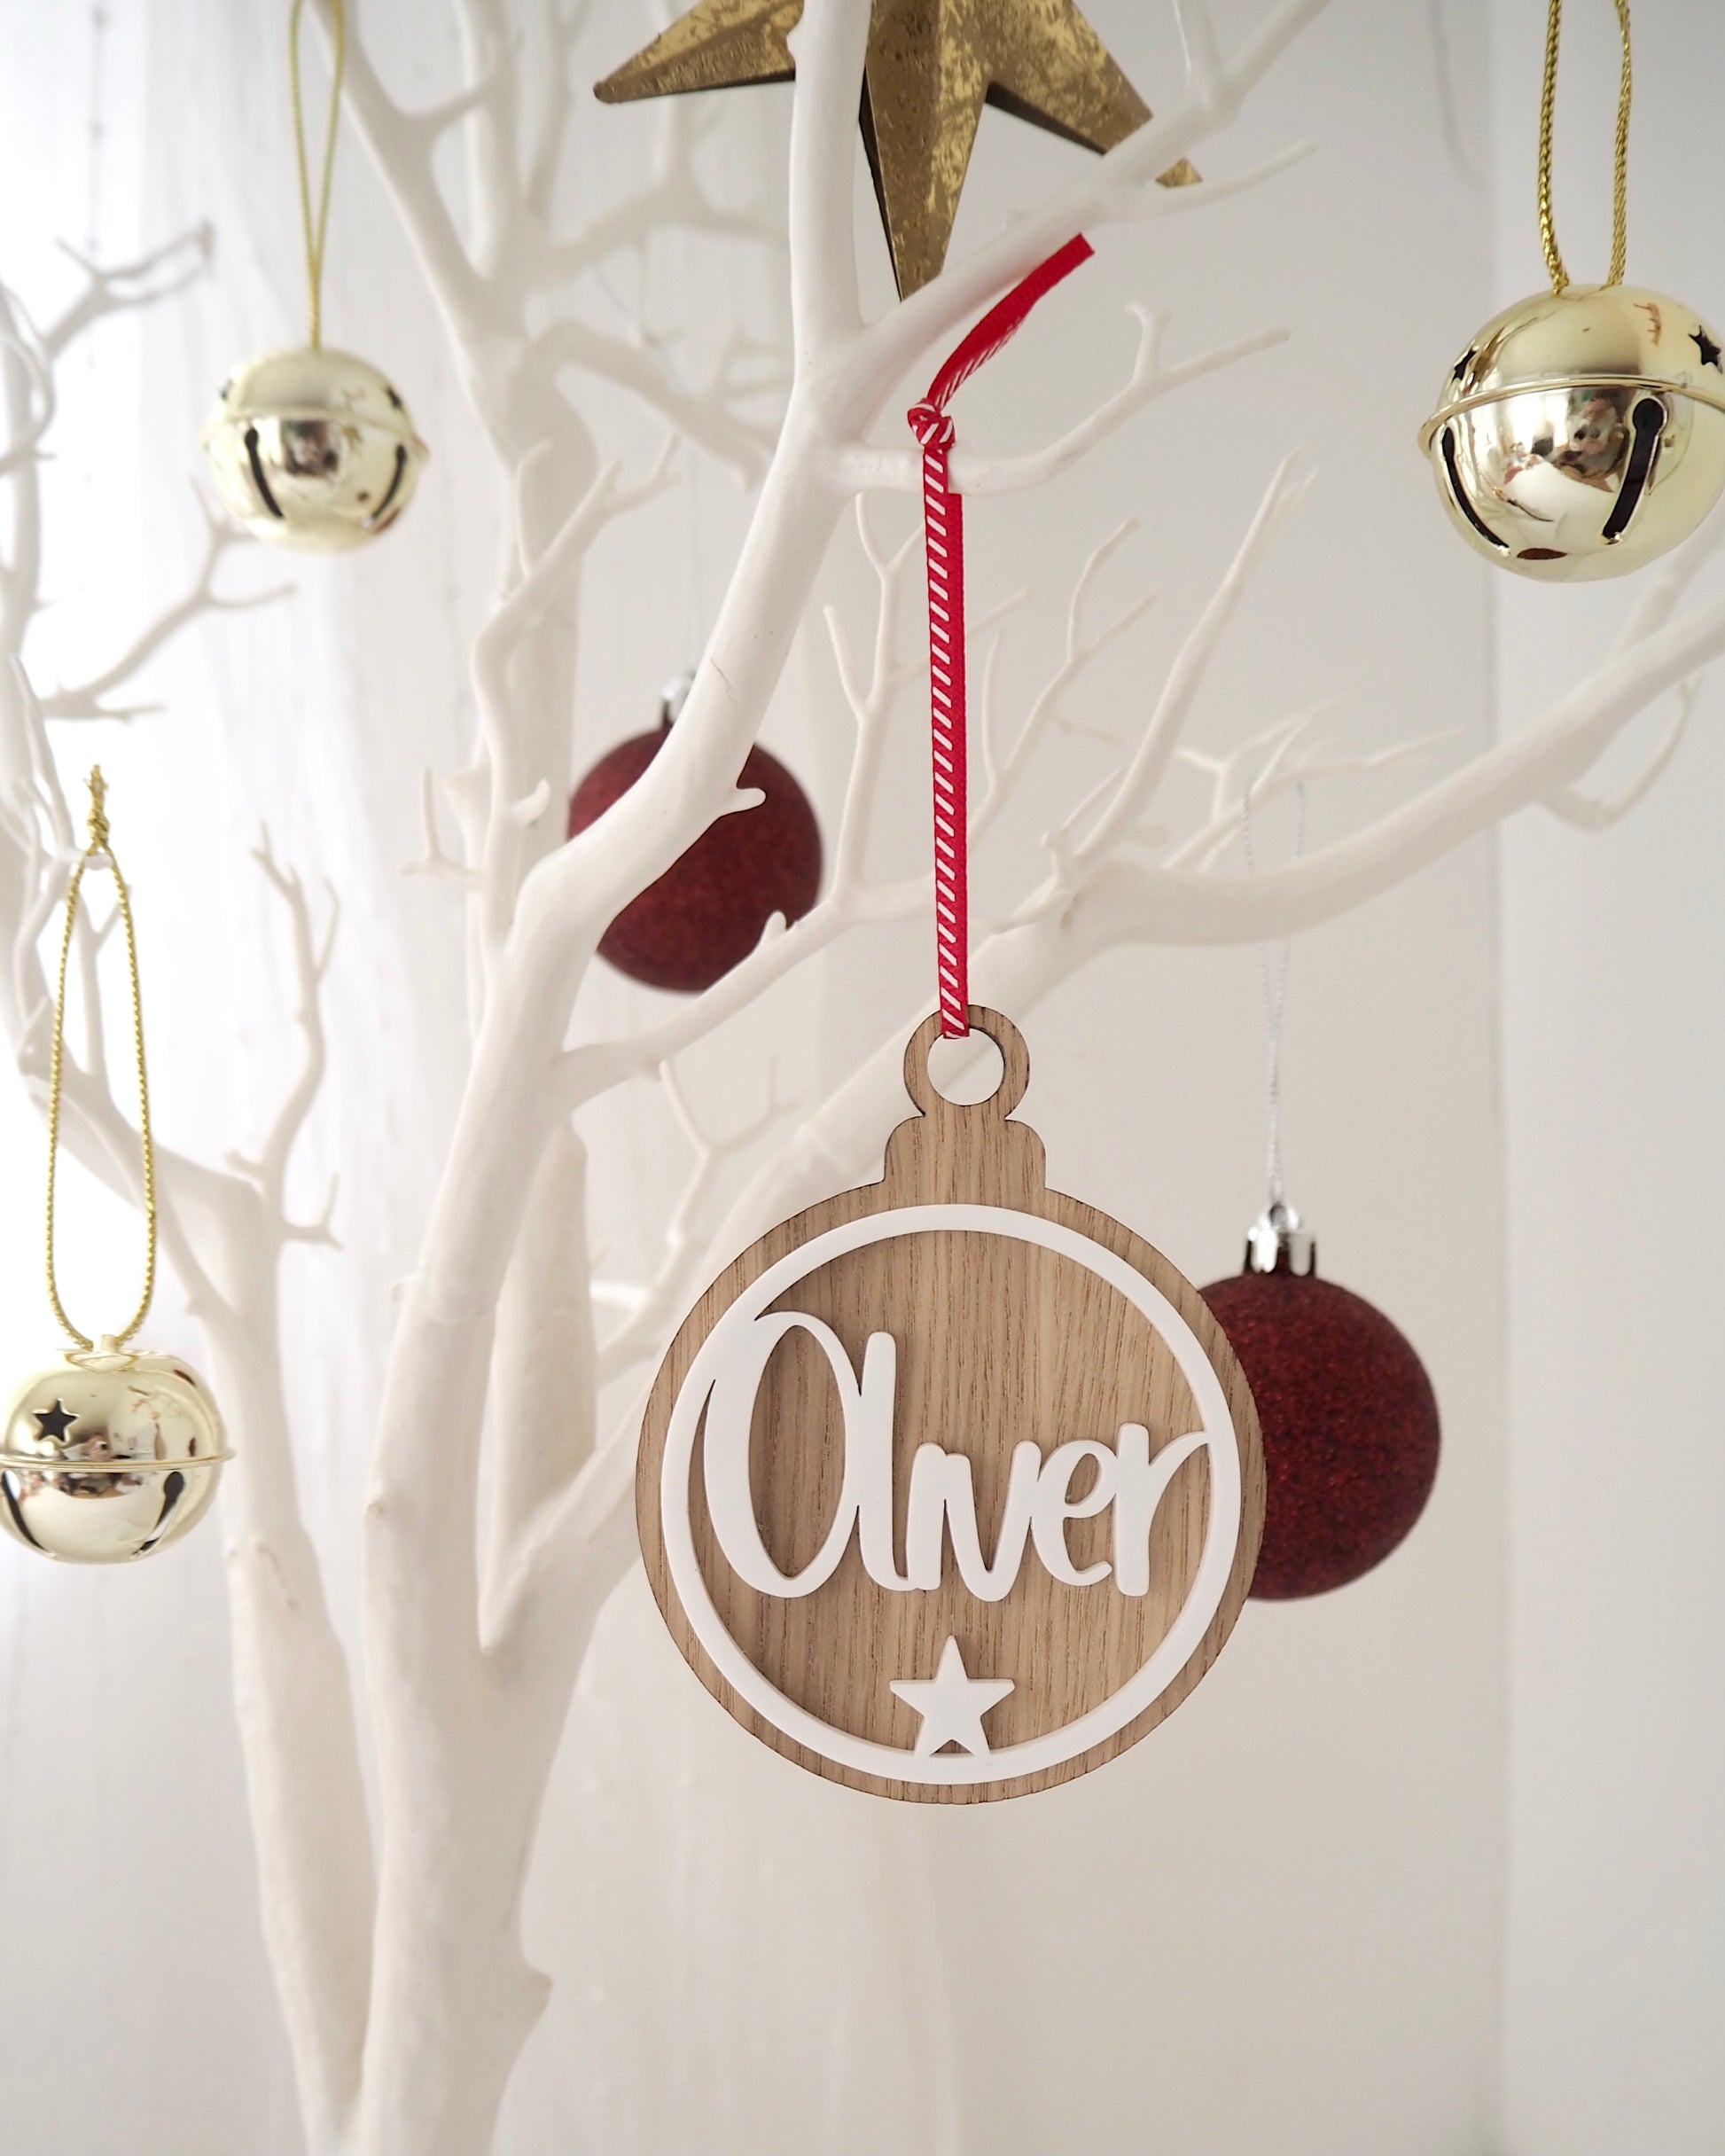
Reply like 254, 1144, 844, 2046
659, 1203, 1242, 1787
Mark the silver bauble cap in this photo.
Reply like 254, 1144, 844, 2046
1244, 1199, 1316, 1277
200, 345, 428, 554
1419, 284, 1725, 581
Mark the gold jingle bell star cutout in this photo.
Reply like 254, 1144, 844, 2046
594, 0, 1197, 296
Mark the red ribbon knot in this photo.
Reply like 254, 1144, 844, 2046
906, 402, 956, 453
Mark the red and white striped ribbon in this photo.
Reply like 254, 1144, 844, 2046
907, 234, 1095, 1037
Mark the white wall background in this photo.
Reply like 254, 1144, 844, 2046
0, 3, 1709, 2152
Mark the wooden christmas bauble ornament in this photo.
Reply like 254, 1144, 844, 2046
200, 347, 427, 552
0, 1341, 229, 1564
638, 1009, 1265, 1801
567, 707, 822, 993
1201, 1208, 1438, 1600
1419, 285, 1725, 581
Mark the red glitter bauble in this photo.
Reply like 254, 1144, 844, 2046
1200, 1267, 1440, 1599
567, 719, 822, 993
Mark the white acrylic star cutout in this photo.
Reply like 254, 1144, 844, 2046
889, 1637, 1015, 1757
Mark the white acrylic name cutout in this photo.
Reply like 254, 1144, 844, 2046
659, 1203, 1242, 1789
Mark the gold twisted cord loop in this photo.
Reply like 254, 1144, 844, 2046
1538, 0, 1633, 296
288, 0, 347, 349
45, 769, 157, 1354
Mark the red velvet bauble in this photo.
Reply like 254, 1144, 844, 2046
567, 719, 822, 992
1200, 1267, 1440, 1599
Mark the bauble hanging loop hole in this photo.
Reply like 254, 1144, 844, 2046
901, 1006, 1029, 1122
888, 1009, 1043, 1207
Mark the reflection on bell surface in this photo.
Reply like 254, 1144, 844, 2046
0, 1344, 230, 1564
1420, 285, 1725, 581
200, 345, 428, 553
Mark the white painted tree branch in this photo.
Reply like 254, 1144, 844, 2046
534, 316, 773, 477
1542, 677, 1696, 831
531, 93, 783, 285
0, 308, 54, 484
1073, 451, 1313, 869
784, 0, 867, 370
403, 767, 483, 892
40, 227, 214, 360
593, 1059, 789, 1384
40, 495, 289, 721
525, 0, 598, 222
482, 1123, 598, 1635
307, 16, 878, 2141
556, 501, 933, 1103
1073, 589, 1725, 942
229, 832, 340, 1226
973, 519, 1154, 840
470, 444, 677, 974
1166, 707, 1447, 871
839, 308, 1290, 498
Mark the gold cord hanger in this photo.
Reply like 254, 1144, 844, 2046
44, 769, 157, 1353
1538, 0, 1633, 295
288, 0, 347, 348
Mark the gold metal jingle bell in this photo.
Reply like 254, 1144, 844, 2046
0, 1340, 229, 1564
200, 345, 428, 553
1420, 283, 1725, 582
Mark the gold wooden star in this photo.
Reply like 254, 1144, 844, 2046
595, 0, 1196, 296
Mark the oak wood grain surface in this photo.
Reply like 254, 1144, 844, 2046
638, 1009, 1264, 1801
